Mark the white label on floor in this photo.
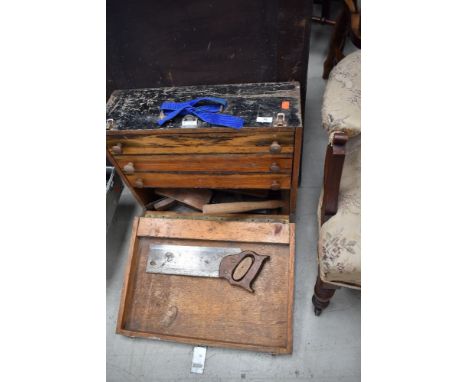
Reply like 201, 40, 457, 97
191, 346, 207, 374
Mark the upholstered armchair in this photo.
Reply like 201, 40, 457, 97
313, 50, 361, 315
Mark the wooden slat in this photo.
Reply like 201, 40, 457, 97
106, 126, 294, 136
286, 223, 296, 354
322, 132, 348, 221
154, 188, 212, 210
107, 131, 294, 155
202, 200, 285, 214
116, 218, 140, 333
143, 211, 290, 223
289, 126, 303, 217
114, 154, 292, 173
126, 172, 291, 189
136, 217, 290, 244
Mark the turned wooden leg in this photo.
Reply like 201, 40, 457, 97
312, 275, 337, 316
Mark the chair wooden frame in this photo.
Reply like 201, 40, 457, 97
322, 0, 361, 79
312, 131, 349, 316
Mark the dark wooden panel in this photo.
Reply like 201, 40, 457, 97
115, 154, 292, 173
126, 172, 291, 189
107, 0, 312, 114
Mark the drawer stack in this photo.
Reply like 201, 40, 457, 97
106, 82, 302, 214
107, 129, 295, 190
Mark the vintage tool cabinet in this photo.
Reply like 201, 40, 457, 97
106, 82, 302, 354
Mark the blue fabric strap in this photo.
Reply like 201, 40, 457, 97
157, 97, 244, 129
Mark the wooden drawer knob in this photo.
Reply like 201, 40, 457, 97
123, 162, 135, 174
270, 162, 280, 172
135, 178, 144, 188
271, 180, 280, 190
269, 141, 282, 154
111, 143, 122, 155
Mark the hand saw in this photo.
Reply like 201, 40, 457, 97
146, 244, 270, 292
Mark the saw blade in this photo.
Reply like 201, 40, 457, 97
146, 244, 242, 278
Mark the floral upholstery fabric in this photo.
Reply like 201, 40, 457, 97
318, 135, 361, 288
322, 50, 361, 137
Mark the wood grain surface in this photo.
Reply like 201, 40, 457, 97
117, 217, 295, 353
107, 130, 294, 155
126, 172, 291, 189
115, 154, 292, 173
116, 218, 140, 334
202, 200, 285, 215
106, 149, 150, 206
146, 197, 177, 211
142, 211, 290, 223
136, 217, 290, 244
153, 188, 212, 210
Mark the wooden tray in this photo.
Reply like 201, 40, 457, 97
117, 214, 295, 354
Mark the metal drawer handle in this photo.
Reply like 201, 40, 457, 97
269, 141, 282, 154
123, 162, 135, 174
135, 178, 144, 188
106, 119, 114, 130
273, 112, 286, 127
271, 180, 280, 190
270, 162, 280, 172
111, 143, 122, 155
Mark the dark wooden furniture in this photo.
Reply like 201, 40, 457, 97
106, 82, 303, 217
312, 133, 348, 314
320, 132, 348, 221
107, 82, 303, 353
107, 0, 313, 116
322, 0, 361, 79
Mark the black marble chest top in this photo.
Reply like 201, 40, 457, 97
106, 82, 302, 131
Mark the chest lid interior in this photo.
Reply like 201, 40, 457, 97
117, 212, 295, 354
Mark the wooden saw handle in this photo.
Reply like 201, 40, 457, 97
219, 250, 270, 292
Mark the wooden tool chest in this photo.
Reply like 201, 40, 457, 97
106, 82, 302, 354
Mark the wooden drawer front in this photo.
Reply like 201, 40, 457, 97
115, 154, 292, 174
117, 216, 295, 354
107, 130, 294, 155
126, 172, 291, 189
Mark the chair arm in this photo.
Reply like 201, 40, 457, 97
321, 131, 348, 224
